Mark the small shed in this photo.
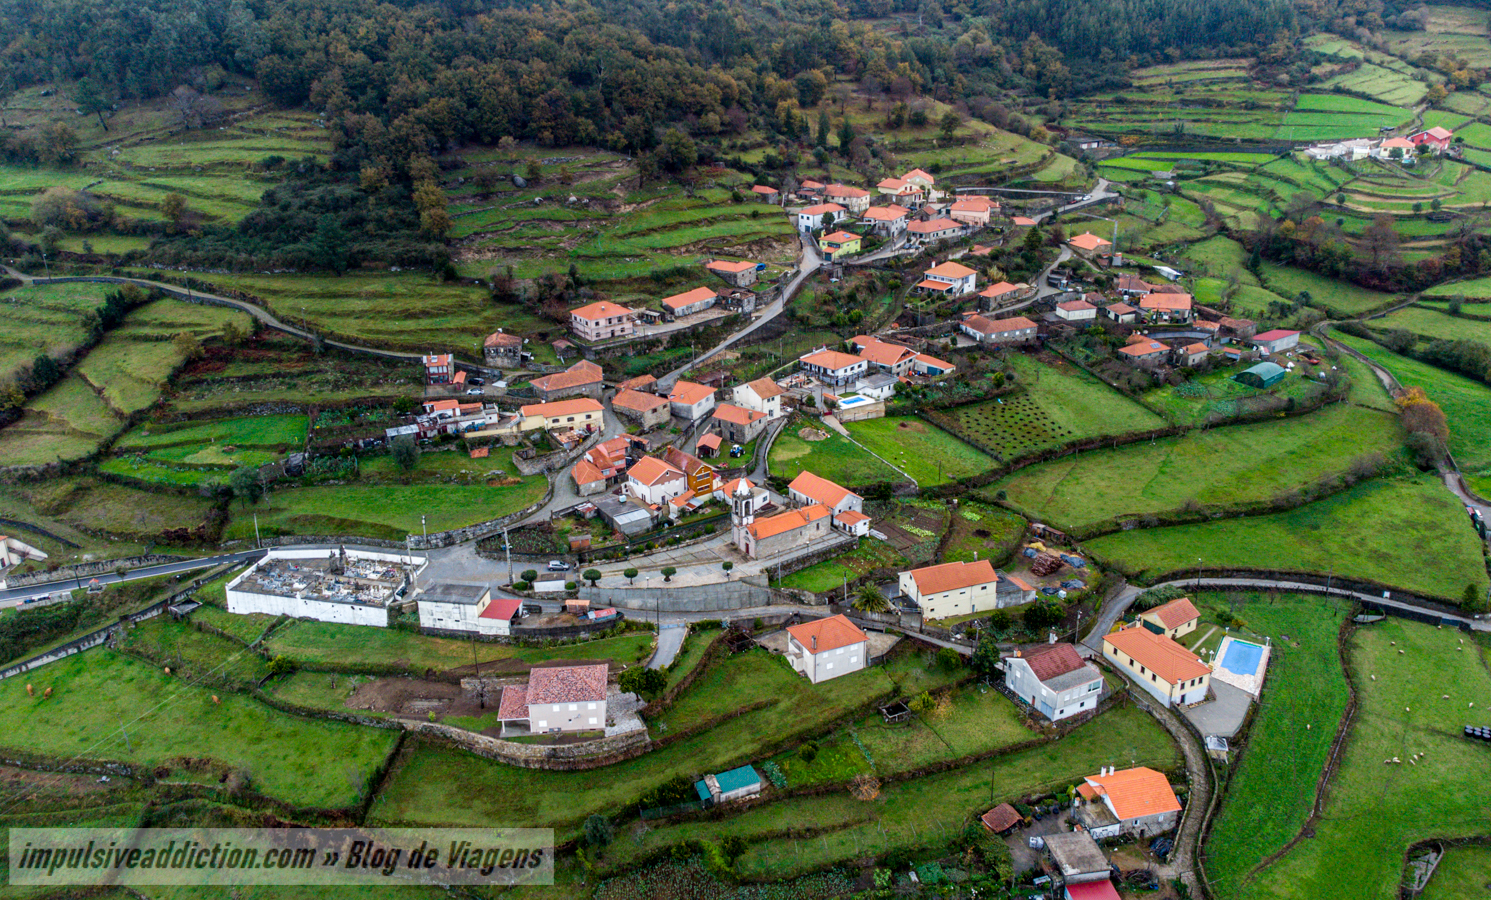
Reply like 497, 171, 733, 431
695, 764, 763, 806
1044, 831, 1111, 884
980, 802, 1024, 835
1233, 361, 1286, 389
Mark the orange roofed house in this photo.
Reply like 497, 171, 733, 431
569, 300, 637, 342
1103, 624, 1210, 707
785, 614, 869, 684
799, 348, 868, 386
496, 663, 609, 734
1067, 232, 1112, 258
1075, 766, 1182, 839
918, 260, 978, 296
1138, 596, 1201, 640
661, 286, 718, 320
705, 258, 758, 288
529, 359, 603, 401
711, 403, 769, 444
668, 380, 717, 421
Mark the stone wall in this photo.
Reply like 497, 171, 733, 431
408, 720, 652, 770
5, 555, 176, 588
580, 578, 776, 613
408, 481, 555, 549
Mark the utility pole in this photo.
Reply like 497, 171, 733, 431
504, 525, 513, 584
471, 630, 485, 708
254, 513, 261, 550
421, 514, 427, 548
119, 718, 132, 754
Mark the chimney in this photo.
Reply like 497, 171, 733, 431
811, 635, 817, 651
1014, 649, 1021, 658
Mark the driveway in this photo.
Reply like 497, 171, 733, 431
1183, 681, 1252, 739
648, 623, 687, 669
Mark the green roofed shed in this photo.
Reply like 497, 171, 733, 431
1234, 361, 1286, 389
694, 764, 763, 806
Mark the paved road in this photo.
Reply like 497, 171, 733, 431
647, 623, 687, 669
0, 550, 266, 606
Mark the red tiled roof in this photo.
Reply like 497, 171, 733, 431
1139, 294, 1193, 311
981, 803, 1023, 833
820, 230, 861, 244
835, 509, 870, 526
661, 286, 718, 311
786, 613, 868, 655
1011, 216, 1037, 226
669, 381, 715, 406
697, 433, 722, 451
616, 374, 656, 392
965, 315, 1036, 335
917, 279, 956, 291
856, 338, 917, 367
742, 377, 785, 400
521, 398, 604, 418
750, 185, 779, 194
800, 349, 865, 371
1019, 643, 1087, 682
788, 471, 859, 508
1066, 881, 1122, 900
982, 281, 1022, 297
1082, 766, 1181, 821
484, 331, 522, 348
628, 456, 685, 487
525, 663, 608, 704
613, 389, 669, 412
1058, 300, 1095, 311
914, 352, 954, 371
707, 259, 755, 273
480, 595, 522, 621
1117, 339, 1166, 358
469, 447, 489, 459
497, 684, 529, 720
825, 184, 870, 198
908, 559, 997, 595
863, 205, 910, 220
748, 503, 830, 539
926, 261, 976, 279
800, 203, 847, 216
1253, 329, 1300, 342
1147, 597, 1200, 630
1068, 232, 1111, 251
908, 217, 959, 234
531, 360, 603, 393
713, 403, 766, 426
570, 301, 635, 322
1104, 626, 1210, 684
571, 459, 605, 485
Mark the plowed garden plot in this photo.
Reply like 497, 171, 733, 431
926, 394, 1071, 459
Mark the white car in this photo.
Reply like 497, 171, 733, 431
466, 388, 484, 396
547, 560, 572, 572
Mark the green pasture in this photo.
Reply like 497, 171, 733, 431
768, 421, 900, 486
0, 651, 397, 809
1259, 263, 1397, 315
0, 281, 116, 384
117, 414, 308, 451
1241, 620, 1491, 900
1087, 475, 1487, 602
993, 405, 1402, 532
263, 624, 653, 676
1368, 305, 1491, 345
1425, 275, 1491, 299
15, 476, 218, 540
1419, 846, 1491, 900
1201, 592, 1352, 897
777, 538, 906, 592
843, 417, 993, 485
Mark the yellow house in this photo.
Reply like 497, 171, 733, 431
1102, 625, 1210, 708
818, 230, 862, 261
1138, 597, 1201, 641
519, 398, 604, 432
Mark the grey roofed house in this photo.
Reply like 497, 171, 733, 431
1044, 831, 1111, 883
593, 493, 654, 536
419, 583, 489, 605
1044, 665, 1103, 694
857, 371, 897, 392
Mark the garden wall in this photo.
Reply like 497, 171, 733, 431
408, 720, 652, 770
580, 579, 775, 613
4, 555, 177, 588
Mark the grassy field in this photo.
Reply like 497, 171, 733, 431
0, 281, 117, 384
370, 649, 957, 839
843, 417, 994, 485
1259, 263, 1398, 316
12, 476, 219, 540
926, 354, 1164, 461
1240, 620, 1491, 900
116, 415, 308, 451
263, 623, 653, 674
1332, 331, 1491, 474
0, 651, 397, 809
1424, 275, 1491, 299
1142, 351, 1343, 426
1369, 305, 1491, 346
941, 502, 1028, 565
1201, 592, 1353, 898
992, 405, 1402, 532
1086, 475, 1488, 602
768, 421, 901, 486
602, 704, 1177, 881
777, 537, 905, 592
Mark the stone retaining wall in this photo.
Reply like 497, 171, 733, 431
580, 579, 775, 613
407, 720, 652, 770
6, 555, 175, 588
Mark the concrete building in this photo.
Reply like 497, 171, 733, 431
906, 217, 962, 245
1055, 299, 1097, 322
1003, 643, 1105, 722
787, 470, 863, 517
1075, 766, 1182, 839
1102, 301, 1139, 324
496, 663, 609, 733
520, 398, 604, 433
1103, 625, 1210, 707
947, 195, 996, 228
529, 359, 604, 401
732, 377, 786, 419
569, 301, 637, 342
818, 230, 863, 261
625, 456, 688, 506
416, 582, 492, 634
898, 559, 1001, 620
612, 388, 671, 429
1116, 337, 1168, 368
861, 204, 911, 235
824, 184, 871, 214
876, 178, 925, 205
668, 380, 717, 421
797, 202, 847, 232
711, 403, 769, 444
0, 535, 47, 569
661, 286, 718, 320
852, 336, 919, 376
785, 614, 868, 684
1175, 341, 1211, 367
980, 281, 1030, 307
919, 260, 978, 296
962, 314, 1038, 344
901, 168, 938, 200
799, 348, 868, 385
422, 353, 453, 385
1251, 329, 1301, 355
705, 259, 758, 287
1138, 293, 1193, 323
225, 547, 424, 627
1043, 831, 1113, 887
911, 353, 956, 377
1138, 597, 1201, 641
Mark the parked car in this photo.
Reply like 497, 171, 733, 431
466, 388, 484, 396
469, 377, 485, 386
546, 560, 572, 572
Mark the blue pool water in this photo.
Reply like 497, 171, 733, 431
837, 395, 872, 408
1220, 639, 1265, 676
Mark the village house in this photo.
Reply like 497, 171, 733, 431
797, 202, 847, 232
732, 377, 786, 419
520, 398, 604, 433
875, 177, 924, 205
962, 314, 1038, 345
625, 456, 688, 506
482, 330, 525, 367
784, 614, 869, 684
1117, 336, 1168, 369
415, 582, 491, 635
570, 459, 607, 496
1075, 766, 1182, 839
947, 194, 997, 228
569, 300, 637, 342
1175, 341, 1211, 367
1410, 126, 1454, 153
797, 179, 826, 199
1376, 136, 1416, 160
1055, 299, 1097, 322
529, 359, 603, 402
611, 388, 671, 430
1219, 316, 1258, 341
799, 348, 868, 386
818, 230, 863, 261
1010, 215, 1037, 227
906, 217, 962, 245
918, 260, 978, 297
1252, 329, 1301, 355
1116, 274, 1153, 297
1138, 597, 1201, 640
668, 380, 717, 421
660, 286, 718, 320
705, 259, 758, 287
1067, 232, 1112, 258
852, 336, 919, 377
1103, 301, 1139, 324
749, 185, 780, 203
788, 470, 864, 517
616, 373, 656, 393
1004, 642, 1105, 723
663, 445, 716, 497
824, 184, 871, 214
861, 204, 911, 236
711, 403, 769, 444
980, 281, 1029, 308
901, 168, 938, 200
1103, 624, 1211, 707
1139, 293, 1194, 323
898, 559, 1001, 619
497, 663, 609, 734
422, 353, 453, 385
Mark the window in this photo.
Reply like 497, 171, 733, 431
849, 657, 858, 664
588, 717, 598, 725
587, 703, 597, 710
825, 662, 834, 670
568, 704, 578, 711
1151, 674, 1157, 682
536, 721, 546, 729
1088, 682, 1101, 692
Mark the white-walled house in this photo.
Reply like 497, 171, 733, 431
785, 614, 869, 684
626, 456, 688, 506
1076, 767, 1182, 839
496, 663, 608, 733
668, 380, 717, 421
797, 203, 847, 232
732, 377, 786, 419
788, 471, 863, 516
416, 582, 492, 633
1003, 643, 1105, 722
1103, 625, 1211, 708
898, 559, 1000, 620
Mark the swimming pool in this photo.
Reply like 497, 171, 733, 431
837, 394, 873, 409
1220, 639, 1265, 676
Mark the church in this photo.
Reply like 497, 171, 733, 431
728, 472, 868, 559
